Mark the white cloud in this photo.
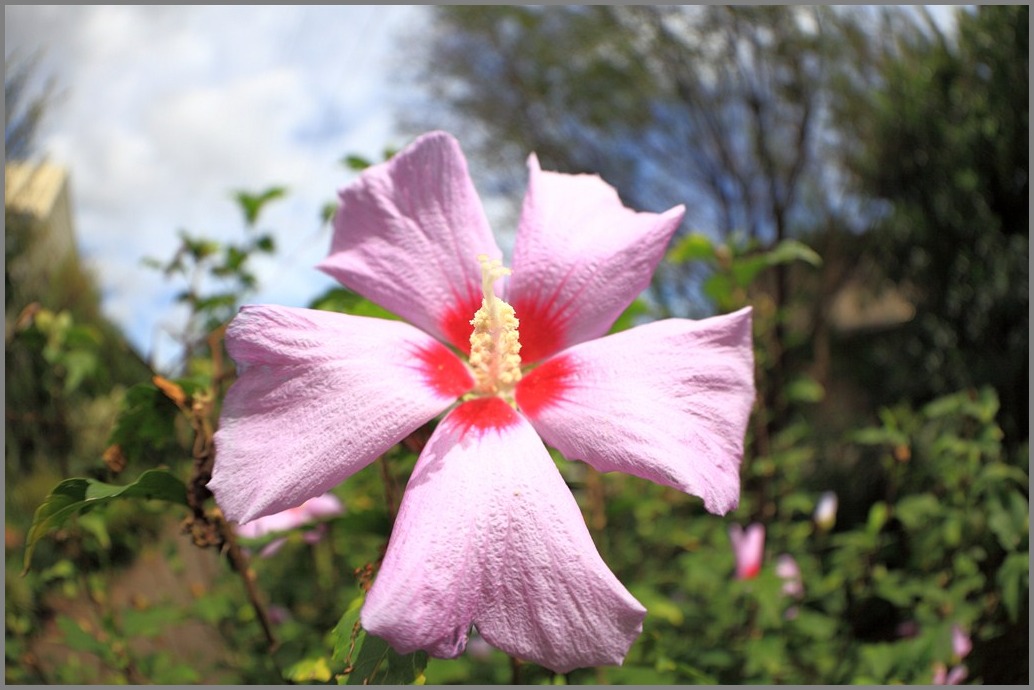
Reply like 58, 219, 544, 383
6, 5, 428, 369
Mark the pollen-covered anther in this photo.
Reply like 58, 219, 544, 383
469, 254, 522, 396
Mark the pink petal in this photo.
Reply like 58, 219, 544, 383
729, 524, 765, 580
951, 624, 972, 659
507, 154, 685, 362
945, 665, 968, 685
318, 131, 503, 352
210, 305, 473, 523
516, 308, 755, 515
361, 397, 646, 674
235, 493, 343, 538
775, 553, 804, 597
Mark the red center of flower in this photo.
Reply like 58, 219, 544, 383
447, 397, 520, 437
514, 353, 575, 417
412, 342, 475, 399
509, 295, 567, 364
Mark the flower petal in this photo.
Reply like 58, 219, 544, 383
361, 397, 646, 674
729, 523, 765, 580
210, 305, 473, 523
516, 308, 755, 515
318, 131, 503, 351
507, 154, 685, 362
235, 493, 344, 539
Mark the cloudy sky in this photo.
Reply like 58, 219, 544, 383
6, 5, 431, 370
6, 5, 961, 373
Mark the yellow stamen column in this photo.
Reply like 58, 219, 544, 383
469, 255, 522, 399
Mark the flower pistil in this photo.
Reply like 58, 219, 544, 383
468, 254, 522, 399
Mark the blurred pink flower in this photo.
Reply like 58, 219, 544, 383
775, 554, 804, 598
951, 624, 972, 660
208, 131, 756, 673
932, 662, 968, 685
932, 624, 972, 684
235, 493, 343, 557
728, 523, 765, 580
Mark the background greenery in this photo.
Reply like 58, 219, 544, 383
6, 5, 1027, 684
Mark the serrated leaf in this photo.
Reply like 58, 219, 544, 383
347, 634, 428, 685
23, 469, 188, 572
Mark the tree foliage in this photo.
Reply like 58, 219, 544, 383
4, 50, 61, 161
832, 5, 1029, 443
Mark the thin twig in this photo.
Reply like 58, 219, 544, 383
216, 508, 279, 652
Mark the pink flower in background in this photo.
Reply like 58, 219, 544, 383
208, 131, 755, 673
235, 493, 343, 557
951, 624, 972, 660
728, 523, 765, 580
932, 624, 972, 685
775, 554, 804, 598
932, 662, 968, 685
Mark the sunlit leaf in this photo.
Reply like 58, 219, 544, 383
666, 232, 716, 265
342, 154, 374, 171
234, 186, 287, 226
285, 656, 333, 683
309, 287, 403, 321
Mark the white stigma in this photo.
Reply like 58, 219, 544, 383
469, 254, 522, 397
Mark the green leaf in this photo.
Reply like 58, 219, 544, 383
255, 234, 276, 253
347, 634, 428, 685
785, 375, 825, 403
121, 604, 183, 638
285, 656, 333, 683
106, 383, 180, 463
997, 551, 1029, 623
342, 154, 373, 171
730, 239, 822, 288
235, 186, 287, 226
321, 202, 339, 225
309, 287, 403, 321
986, 490, 1029, 552
762, 238, 822, 268
666, 233, 716, 264
609, 298, 651, 334
56, 615, 111, 660
23, 469, 188, 573
331, 594, 366, 667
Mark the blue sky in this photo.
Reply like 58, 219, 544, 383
6, 5, 430, 370
6, 5, 961, 372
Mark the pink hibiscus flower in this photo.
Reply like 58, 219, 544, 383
208, 131, 755, 673
728, 523, 765, 580
235, 492, 343, 557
